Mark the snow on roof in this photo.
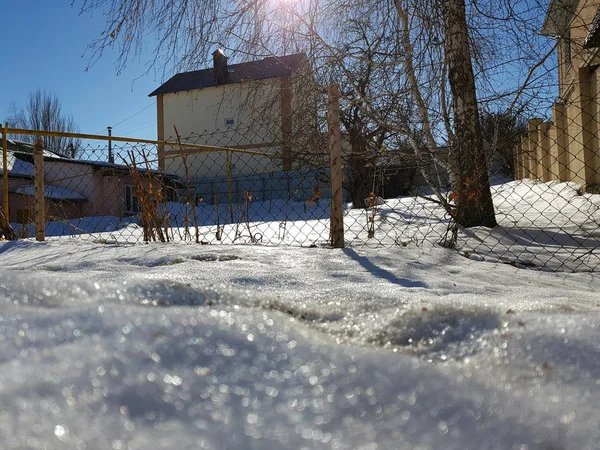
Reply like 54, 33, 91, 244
15, 184, 87, 201
0, 153, 35, 177
7, 138, 70, 159
41, 155, 182, 182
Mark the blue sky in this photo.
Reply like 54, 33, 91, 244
0, 2, 163, 141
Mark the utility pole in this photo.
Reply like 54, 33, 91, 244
107, 126, 114, 164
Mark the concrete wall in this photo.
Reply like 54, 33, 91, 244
95, 173, 138, 218
515, 88, 600, 189
44, 162, 95, 203
517, 0, 600, 189
5, 193, 84, 224
43, 161, 144, 217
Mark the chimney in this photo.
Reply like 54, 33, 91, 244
213, 49, 228, 85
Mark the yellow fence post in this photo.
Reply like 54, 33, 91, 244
538, 122, 553, 182
328, 85, 344, 249
515, 136, 525, 180
521, 130, 532, 179
34, 139, 45, 241
550, 103, 570, 182
2, 123, 8, 220
570, 67, 596, 187
157, 94, 165, 171
526, 118, 543, 179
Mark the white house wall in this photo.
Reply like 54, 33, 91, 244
162, 79, 285, 180
162, 79, 281, 140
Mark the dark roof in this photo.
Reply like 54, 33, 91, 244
584, 7, 600, 49
6, 139, 67, 159
541, 0, 577, 36
7, 139, 182, 184
149, 53, 306, 97
10, 149, 181, 183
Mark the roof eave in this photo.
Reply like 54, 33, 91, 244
541, 0, 578, 36
149, 53, 306, 97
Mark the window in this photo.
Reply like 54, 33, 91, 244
125, 185, 140, 214
225, 118, 235, 127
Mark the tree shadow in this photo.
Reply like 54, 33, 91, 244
342, 248, 427, 288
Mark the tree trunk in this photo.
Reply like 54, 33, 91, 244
441, 0, 497, 228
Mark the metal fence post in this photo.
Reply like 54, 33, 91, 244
107, 126, 114, 164
327, 85, 344, 249
2, 123, 8, 220
34, 139, 45, 241
226, 151, 234, 223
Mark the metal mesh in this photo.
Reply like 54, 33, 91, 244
3, 122, 333, 247
3, 90, 600, 272
338, 105, 600, 272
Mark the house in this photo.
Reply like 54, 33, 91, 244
149, 51, 318, 182
517, 0, 600, 187
1, 140, 84, 223
1, 139, 181, 224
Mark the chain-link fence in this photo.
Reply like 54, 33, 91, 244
336, 103, 600, 272
1, 119, 336, 247
2, 86, 600, 272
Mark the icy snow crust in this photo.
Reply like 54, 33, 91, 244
0, 239, 599, 449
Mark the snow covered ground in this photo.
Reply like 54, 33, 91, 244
14, 178, 600, 271
0, 236, 599, 449
1, 178, 599, 449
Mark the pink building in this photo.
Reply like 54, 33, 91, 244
1, 140, 180, 225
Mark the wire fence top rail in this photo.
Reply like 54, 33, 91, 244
3, 126, 283, 159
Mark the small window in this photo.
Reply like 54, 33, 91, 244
125, 185, 140, 214
225, 118, 235, 127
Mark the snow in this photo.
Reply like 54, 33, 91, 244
15, 184, 87, 201
26, 178, 599, 272
0, 153, 35, 177
11, 216, 134, 239
0, 179, 599, 449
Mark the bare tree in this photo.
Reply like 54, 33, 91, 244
7, 89, 81, 158
75, 0, 557, 227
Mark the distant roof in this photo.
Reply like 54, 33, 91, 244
15, 184, 87, 201
6, 139, 68, 159
40, 154, 182, 183
584, 7, 600, 49
541, 0, 577, 36
0, 153, 34, 178
6, 140, 181, 183
149, 53, 306, 97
